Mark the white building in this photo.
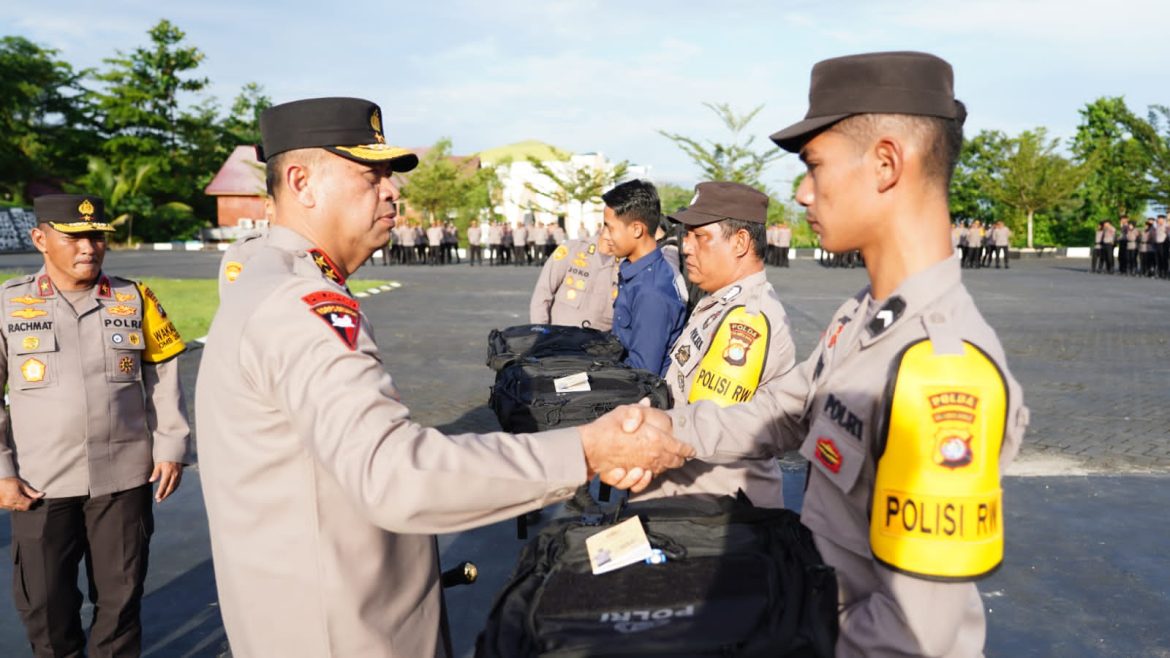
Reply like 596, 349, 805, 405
477, 140, 650, 240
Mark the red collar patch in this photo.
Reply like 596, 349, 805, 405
302, 290, 361, 350
96, 275, 112, 299
36, 275, 55, 298
815, 437, 843, 474
308, 248, 346, 286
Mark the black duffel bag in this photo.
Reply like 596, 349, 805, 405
476, 496, 838, 658
487, 324, 626, 372
489, 357, 671, 433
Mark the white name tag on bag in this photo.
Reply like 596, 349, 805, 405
553, 371, 591, 393
586, 516, 653, 575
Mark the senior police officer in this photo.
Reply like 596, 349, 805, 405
0, 194, 190, 657
195, 97, 692, 658
634, 181, 797, 507
622, 52, 1029, 656
529, 235, 617, 329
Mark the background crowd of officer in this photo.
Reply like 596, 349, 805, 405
1091, 214, 1170, 277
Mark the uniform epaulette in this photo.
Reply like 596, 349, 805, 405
2, 273, 34, 288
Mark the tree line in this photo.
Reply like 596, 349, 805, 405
3, 19, 1166, 247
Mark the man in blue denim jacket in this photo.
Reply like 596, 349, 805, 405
602, 180, 686, 377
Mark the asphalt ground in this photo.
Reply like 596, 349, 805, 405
0, 250, 1166, 657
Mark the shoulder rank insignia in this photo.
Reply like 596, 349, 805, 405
720, 285, 742, 303
308, 248, 347, 286
36, 275, 54, 297
867, 296, 906, 337
588, 243, 597, 255
302, 290, 361, 350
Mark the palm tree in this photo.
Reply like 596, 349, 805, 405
84, 158, 191, 245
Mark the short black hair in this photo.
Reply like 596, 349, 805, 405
831, 113, 964, 189
717, 219, 766, 260
602, 179, 661, 235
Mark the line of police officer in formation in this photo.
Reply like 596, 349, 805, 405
0, 50, 1025, 658
1091, 215, 1170, 278
952, 220, 1013, 269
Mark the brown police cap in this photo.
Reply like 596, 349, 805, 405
258, 97, 418, 172
669, 182, 769, 226
770, 51, 967, 153
34, 194, 115, 234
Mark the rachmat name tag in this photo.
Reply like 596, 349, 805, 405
586, 516, 653, 575
554, 371, 591, 393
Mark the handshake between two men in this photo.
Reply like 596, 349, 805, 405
576, 400, 685, 492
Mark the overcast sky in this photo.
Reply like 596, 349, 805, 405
3, 0, 1168, 193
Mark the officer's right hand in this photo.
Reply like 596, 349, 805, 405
0, 477, 44, 512
578, 401, 692, 492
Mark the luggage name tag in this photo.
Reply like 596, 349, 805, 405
553, 371, 591, 393
586, 516, 653, 575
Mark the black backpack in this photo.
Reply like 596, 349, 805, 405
489, 357, 672, 433
476, 496, 838, 657
487, 324, 627, 372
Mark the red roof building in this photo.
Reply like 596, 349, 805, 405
204, 145, 266, 228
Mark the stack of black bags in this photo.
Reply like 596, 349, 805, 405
486, 324, 672, 433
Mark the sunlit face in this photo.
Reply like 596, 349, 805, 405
601, 207, 639, 259
312, 154, 400, 267
794, 129, 874, 253
682, 222, 739, 293
31, 227, 107, 289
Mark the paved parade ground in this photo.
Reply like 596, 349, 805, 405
0, 251, 1167, 656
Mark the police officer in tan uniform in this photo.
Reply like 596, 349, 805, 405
529, 236, 617, 330
636, 181, 796, 507
194, 97, 692, 658
623, 52, 1030, 657
0, 194, 190, 658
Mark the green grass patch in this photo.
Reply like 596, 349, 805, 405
0, 273, 394, 341
140, 278, 219, 342
143, 277, 393, 340
350, 279, 391, 294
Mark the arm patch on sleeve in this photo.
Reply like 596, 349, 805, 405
302, 291, 361, 350
135, 283, 186, 363
687, 305, 770, 407
870, 339, 1007, 581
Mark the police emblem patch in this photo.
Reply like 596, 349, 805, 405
814, 437, 842, 474
722, 322, 760, 367
302, 290, 361, 350
929, 390, 980, 469
224, 261, 243, 283
106, 304, 136, 317
675, 344, 691, 366
129, 333, 141, 346
20, 357, 45, 382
